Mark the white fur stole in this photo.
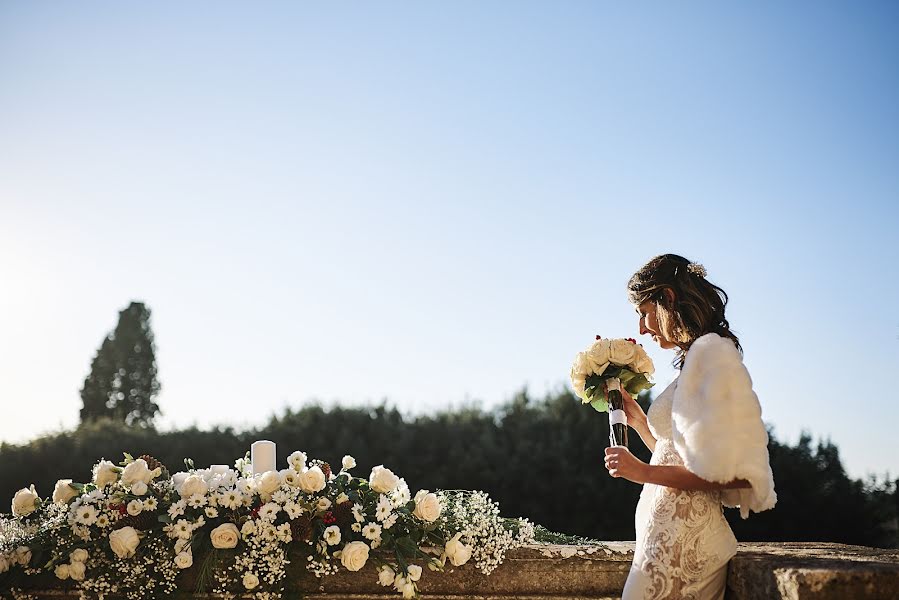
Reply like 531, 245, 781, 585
672, 332, 777, 519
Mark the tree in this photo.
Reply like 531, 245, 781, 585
79, 301, 161, 428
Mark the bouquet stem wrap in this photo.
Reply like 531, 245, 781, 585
606, 377, 629, 448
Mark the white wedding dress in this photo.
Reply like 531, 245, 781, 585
621, 378, 738, 600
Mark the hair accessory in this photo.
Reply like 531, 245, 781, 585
686, 262, 707, 278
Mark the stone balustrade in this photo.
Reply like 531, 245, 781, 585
2, 542, 897, 599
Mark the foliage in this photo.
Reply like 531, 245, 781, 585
1, 389, 896, 549
79, 302, 161, 428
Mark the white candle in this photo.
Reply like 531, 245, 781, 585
209, 464, 230, 475
251, 440, 276, 475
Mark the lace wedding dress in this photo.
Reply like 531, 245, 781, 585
621, 378, 738, 600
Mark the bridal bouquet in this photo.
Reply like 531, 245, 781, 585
570, 337, 655, 447
0, 449, 535, 600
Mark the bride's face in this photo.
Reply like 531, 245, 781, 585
635, 299, 679, 350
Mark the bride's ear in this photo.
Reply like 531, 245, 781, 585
661, 287, 677, 306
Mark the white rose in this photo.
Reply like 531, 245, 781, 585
109, 527, 140, 559
68, 560, 86, 581
126, 500, 143, 516
12, 485, 40, 516
378, 565, 395, 587
635, 349, 655, 375
121, 459, 152, 486
257, 470, 282, 495
368, 465, 399, 494
93, 460, 119, 488
53, 480, 78, 504
323, 525, 341, 546
70, 549, 89, 563
179, 475, 208, 499
210, 523, 240, 549
282, 469, 301, 487
241, 520, 256, 537
15, 546, 31, 566
174, 551, 193, 569
172, 472, 189, 488
287, 450, 307, 469
401, 580, 416, 599
407, 564, 422, 582
589, 338, 611, 362
299, 466, 326, 493
130, 481, 148, 496
412, 491, 441, 522
609, 339, 637, 365
242, 572, 259, 590
54, 563, 70, 580
340, 541, 370, 572
444, 533, 472, 567
341, 455, 356, 470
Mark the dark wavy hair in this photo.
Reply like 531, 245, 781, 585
626, 254, 741, 369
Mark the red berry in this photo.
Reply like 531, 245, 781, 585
596, 335, 601, 340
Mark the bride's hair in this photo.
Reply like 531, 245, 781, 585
626, 254, 741, 369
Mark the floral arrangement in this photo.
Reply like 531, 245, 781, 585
570, 336, 655, 413
0, 448, 535, 599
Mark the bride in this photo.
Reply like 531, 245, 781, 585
604, 254, 777, 600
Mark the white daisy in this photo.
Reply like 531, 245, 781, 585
143, 497, 159, 511
168, 500, 186, 519
375, 495, 392, 522
362, 522, 382, 541
284, 502, 304, 520
219, 490, 243, 510
173, 519, 192, 540
277, 523, 292, 543
383, 514, 398, 530
258, 502, 280, 522
187, 493, 208, 509
352, 503, 365, 523
74, 505, 98, 526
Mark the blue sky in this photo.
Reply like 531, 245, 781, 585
1, 2, 897, 480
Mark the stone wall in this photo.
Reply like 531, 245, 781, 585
2, 542, 897, 599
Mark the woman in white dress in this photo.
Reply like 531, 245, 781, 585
604, 254, 777, 600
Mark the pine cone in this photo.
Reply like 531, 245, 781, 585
114, 511, 157, 531
138, 454, 170, 479
311, 460, 331, 480
334, 501, 353, 527
291, 514, 314, 542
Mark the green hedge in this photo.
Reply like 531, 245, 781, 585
1, 389, 895, 547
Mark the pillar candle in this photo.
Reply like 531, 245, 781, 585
251, 440, 276, 475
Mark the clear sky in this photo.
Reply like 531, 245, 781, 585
1, 2, 897, 480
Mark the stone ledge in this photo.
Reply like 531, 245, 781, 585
2, 542, 897, 599
726, 542, 899, 600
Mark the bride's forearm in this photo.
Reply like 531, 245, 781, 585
641, 464, 750, 491
630, 418, 657, 453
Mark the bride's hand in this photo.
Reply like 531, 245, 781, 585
605, 382, 647, 427
604, 446, 649, 484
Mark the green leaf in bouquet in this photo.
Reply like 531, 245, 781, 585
590, 397, 609, 413
624, 373, 655, 396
